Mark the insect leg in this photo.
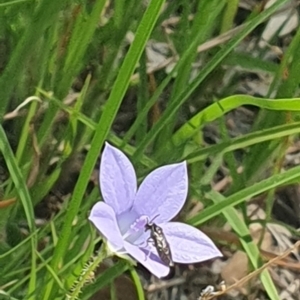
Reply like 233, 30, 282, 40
142, 237, 155, 261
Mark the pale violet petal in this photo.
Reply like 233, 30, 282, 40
160, 222, 222, 263
100, 143, 137, 214
88, 202, 124, 252
124, 241, 170, 278
133, 162, 188, 223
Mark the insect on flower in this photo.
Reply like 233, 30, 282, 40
89, 142, 222, 278
145, 215, 174, 267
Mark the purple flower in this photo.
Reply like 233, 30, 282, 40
89, 143, 222, 278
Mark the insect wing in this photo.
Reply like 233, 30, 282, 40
152, 224, 174, 266
158, 237, 174, 266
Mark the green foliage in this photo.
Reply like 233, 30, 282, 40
0, 0, 299, 299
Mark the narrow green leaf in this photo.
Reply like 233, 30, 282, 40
133, 0, 291, 160
207, 190, 279, 300
0, 126, 37, 299
129, 267, 145, 300
186, 121, 300, 163
188, 164, 300, 226
173, 96, 300, 147
0, 0, 70, 119
81, 260, 129, 300
43, 1, 166, 298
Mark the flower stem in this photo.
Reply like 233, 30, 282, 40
129, 267, 145, 300
67, 245, 107, 300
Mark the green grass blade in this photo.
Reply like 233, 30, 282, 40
207, 190, 279, 300
220, 0, 239, 33
129, 267, 145, 300
188, 164, 300, 226
80, 260, 129, 300
132, 0, 291, 160
156, 0, 226, 145
0, 0, 32, 7
58, 1, 106, 97
37, 89, 157, 168
242, 26, 300, 183
43, 0, 166, 298
173, 95, 300, 147
186, 121, 300, 163
0, 0, 70, 119
0, 126, 37, 299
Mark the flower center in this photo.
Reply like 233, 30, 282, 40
117, 210, 148, 243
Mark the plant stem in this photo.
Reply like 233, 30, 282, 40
67, 246, 107, 300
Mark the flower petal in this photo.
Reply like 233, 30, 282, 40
100, 143, 137, 214
160, 222, 222, 263
89, 201, 124, 252
133, 162, 188, 223
124, 241, 170, 278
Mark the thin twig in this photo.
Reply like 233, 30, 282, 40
146, 277, 186, 293
200, 240, 300, 299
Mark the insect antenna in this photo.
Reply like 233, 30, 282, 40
148, 214, 160, 224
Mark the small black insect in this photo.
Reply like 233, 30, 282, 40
145, 215, 174, 267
